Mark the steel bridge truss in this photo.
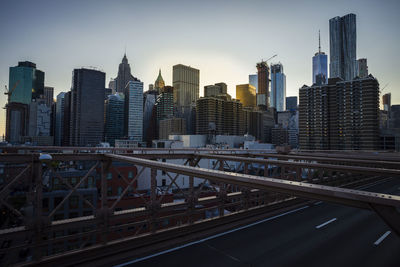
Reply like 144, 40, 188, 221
0, 151, 399, 266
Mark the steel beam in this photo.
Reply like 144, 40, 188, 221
105, 154, 400, 211
198, 154, 400, 177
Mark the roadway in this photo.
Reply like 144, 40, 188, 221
115, 178, 400, 267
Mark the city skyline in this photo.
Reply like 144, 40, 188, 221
1, 0, 399, 136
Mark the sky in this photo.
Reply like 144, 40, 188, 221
0, 0, 399, 136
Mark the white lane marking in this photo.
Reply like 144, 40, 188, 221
374, 231, 391, 245
314, 201, 323, 205
114, 205, 309, 267
206, 243, 240, 262
315, 218, 337, 229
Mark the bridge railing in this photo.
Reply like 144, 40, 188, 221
0, 152, 399, 266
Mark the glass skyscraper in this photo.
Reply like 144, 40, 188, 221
248, 74, 258, 93
105, 93, 125, 146
70, 68, 105, 146
126, 80, 143, 142
55, 92, 65, 146
9, 61, 44, 105
329, 13, 357, 81
270, 63, 286, 112
312, 31, 328, 85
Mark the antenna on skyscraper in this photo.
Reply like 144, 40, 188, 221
318, 30, 321, 53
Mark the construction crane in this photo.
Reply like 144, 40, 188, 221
4, 80, 20, 106
261, 54, 277, 63
380, 83, 389, 94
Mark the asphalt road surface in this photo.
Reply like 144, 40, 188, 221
116, 178, 400, 267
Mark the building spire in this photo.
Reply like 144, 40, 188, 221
318, 30, 321, 53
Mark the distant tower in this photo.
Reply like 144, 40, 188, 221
172, 64, 199, 107
382, 93, 391, 115
357, 58, 368, 78
125, 80, 143, 142
55, 92, 66, 146
116, 53, 135, 93
270, 63, 286, 111
312, 31, 328, 85
154, 69, 165, 93
43, 86, 54, 107
248, 74, 258, 93
70, 68, 105, 146
329, 13, 357, 80
104, 93, 125, 146
256, 61, 269, 107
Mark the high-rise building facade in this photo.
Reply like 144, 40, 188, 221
204, 83, 227, 97
382, 93, 391, 114
104, 93, 125, 146
143, 90, 158, 145
55, 92, 65, 146
5, 103, 29, 143
172, 64, 200, 107
44, 86, 54, 107
6, 61, 45, 144
125, 80, 143, 142
115, 54, 135, 93
156, 86, 174, 123
27, 99, 51, 137
154, 69, 165, 93
286, 96, 298, 112
248, 74, 258, 93
159, 118, 186, 139
196, 95, 244, 136
62, 91, 71, 146
70, 68, 105, 146
329, 13, 357, 81
357, 58, 368, 78
312, 31, 328, 85
8, 61, 44, 105
270, 63, 286, 111
256, 61, 269, 107
236, 84, 256, 107
299, 75, 379, 150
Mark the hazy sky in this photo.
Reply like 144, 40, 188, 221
0, 0, 399, 136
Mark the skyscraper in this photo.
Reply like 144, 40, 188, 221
196, 95, 244, 136
256, 61, 269, 107
62, 91, 71, 146
299, 75, 379, 150
70, 68, 105, 146
143, 90, 158, 146
270, 63, 286, 111
286, 96, 298, 112
312, 31, 328, 85
156, 86, 174, 123
125, 80, 143, 142
329, 13, 357, 81
44, 86, 54, 107
8, 61, 44, 105
115, 54, 135, 93
55, 92, 65, 146
5, 103, 29, 143
172, 64, 199, 107
357, 58, 368, 78
104, 93, 125, 146
204, 83, 227, 97
154, 69, 165, 93
382, 93, 391, 114
248, 74, 258, 93
6, 61, 44, 144
236, 84, 256, 107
